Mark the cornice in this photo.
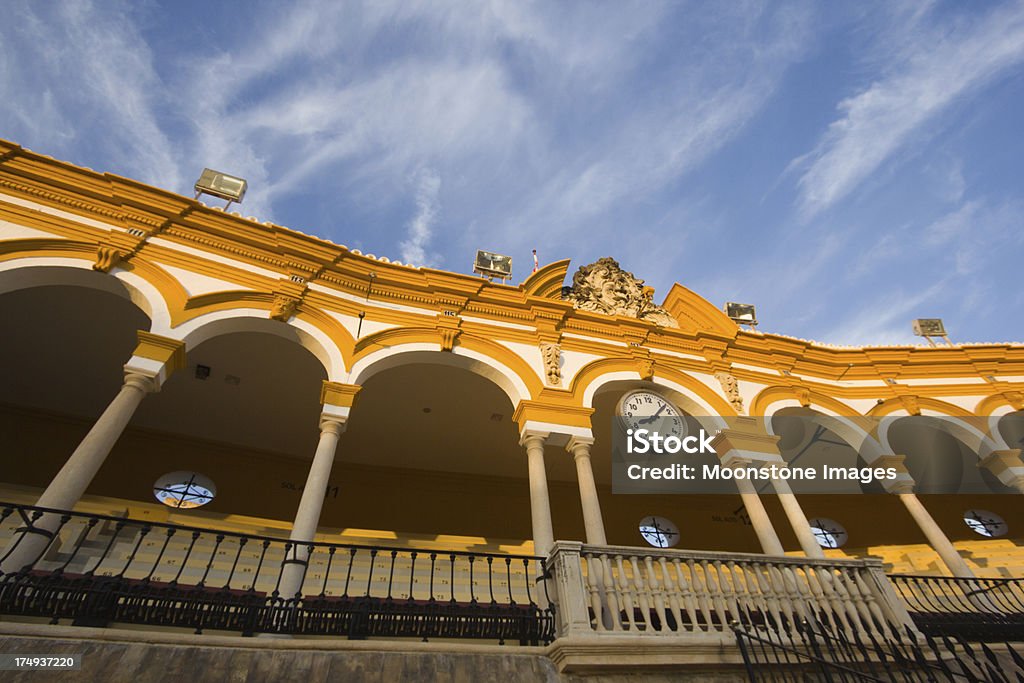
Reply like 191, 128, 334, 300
2, 137, 1023, 391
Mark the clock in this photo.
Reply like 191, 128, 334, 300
616, 390, 685, 438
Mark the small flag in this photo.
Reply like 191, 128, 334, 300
532, 249, 538, 273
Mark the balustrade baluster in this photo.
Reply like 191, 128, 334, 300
671, 559, 699, 632
658, 557, 684, 633
614, 555, 638, 631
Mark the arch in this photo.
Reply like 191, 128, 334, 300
976, 393, 1023, 418
749, 385, 863, 418
571, 358, 734, 430
872, 398, 1005, 460
767, 405, 887, 464
172, 308, 346, 381
0, 257, 171, 330
347, 341, 533, 407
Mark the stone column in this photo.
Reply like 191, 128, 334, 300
979, 449, 1024, 494
770, 475, 826, 559
521, 431, 555, 558
878, 455, 975, 578
712, 426, 786, 556
732, 468, 786, 556
276, 381, 361, 601
567, 436, 607, 545
278, 417, 347, 600
897, 491, 974, 578
2, 331, 186, 574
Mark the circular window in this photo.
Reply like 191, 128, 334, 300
963, 509, 1007, 538
639, 516, 680, 548
808, 518, 848, 549
153, 471, 216, 509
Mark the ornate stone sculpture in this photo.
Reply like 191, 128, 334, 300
270, 294, 299, 322
564, 257, 677, 328
715, 372, 744, 414
540, 342, 562, 386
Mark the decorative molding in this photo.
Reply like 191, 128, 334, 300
320, 381, 361, 408
92, 246, 123, 273
269, 294, 300, 322
715, 372, 745, 415
439, 327, 461, 352
899, 395, 922, 416
540, 342, 562, 386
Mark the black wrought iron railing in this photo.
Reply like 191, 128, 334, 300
888, 573, 1024, 642
732, 618, 1024, 682
0, 502, 554, 644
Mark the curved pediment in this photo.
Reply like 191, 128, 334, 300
521, 259, 571, 299
660, 282, 739, 337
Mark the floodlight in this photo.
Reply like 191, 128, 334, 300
912, 319, 946, 337
194, 168, 247, 209
912, 318, 952, 346
473, 250, 513, 281
725, 302, 758, 327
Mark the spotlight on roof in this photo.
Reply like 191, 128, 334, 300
473, 250, 513, 283
912, 318, 951, 346
194, 168, 247, 210
724, 302, 758, 329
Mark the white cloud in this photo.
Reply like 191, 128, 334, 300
795, 3, 1024, 219
0, 1, 182, 190
819, 279, 950, 347
400, 168, 442, 266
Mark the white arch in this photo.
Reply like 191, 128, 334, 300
581, 371, 729, 432
172, 308, 343, 380
347, 344, 529, 406
0, 258, 170, 330
767, 406, 887, 463
877, 412, 1004, 460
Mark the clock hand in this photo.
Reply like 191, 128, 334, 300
637, 403, 668, 425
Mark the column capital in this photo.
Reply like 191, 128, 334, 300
124, 330, 187, 387
875, 454, 917, 493
320, 381, 361, 422
318, 414, 347, 435
520, 430, 549, 448
123, 371, 160, 394
978, 449, 1024, 492
711, 424, 782, 466
565, 435, 594, 458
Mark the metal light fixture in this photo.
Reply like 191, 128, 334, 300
725, 302, 758, 328
912, 318, 951, 346
194, 168, 247, 210
473, 250, 513, 282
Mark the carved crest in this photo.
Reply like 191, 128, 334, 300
540, 342, 562, 386
715, 372, 745, 414
564, 258, 677, 328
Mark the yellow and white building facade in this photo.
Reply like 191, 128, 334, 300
1, 138, 1023, 679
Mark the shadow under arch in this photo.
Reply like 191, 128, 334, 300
769, 406, 889, 494
173, 310, 344, 381
348, 344, 534, 407
883, 414, 1017, 494
0, 260, 168, 330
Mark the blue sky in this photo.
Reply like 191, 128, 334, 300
1, 1, 1022, 346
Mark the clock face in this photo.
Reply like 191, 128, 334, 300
617, 390, 685, 438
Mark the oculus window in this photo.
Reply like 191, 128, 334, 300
639, 516, 680, 548
153, 471, 216, 509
